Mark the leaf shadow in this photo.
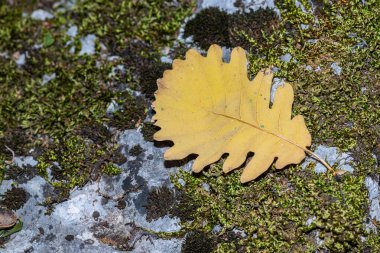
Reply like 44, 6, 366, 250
164, 154, 197, 168
153, 140, 197, 168
153, 140, 173, 149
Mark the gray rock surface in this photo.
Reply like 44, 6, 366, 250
42, 73, 56, 85
365, 176, 380, 222
330, 62, 342, 75
2, 130, 183, 253
198, 0, 277, 13
79, 35, 97, 56
2, 1, 378, 252
14, 53, 26, 66
30, 9, 54, 21
2, 126, 377, 253
280, 53, 292, 63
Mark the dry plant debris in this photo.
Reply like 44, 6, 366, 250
153, 45, 334, 183
0, 207, 17, 229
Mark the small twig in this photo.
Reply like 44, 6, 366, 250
4, 145, 15, 165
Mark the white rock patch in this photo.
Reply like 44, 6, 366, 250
79, 35, 97, 55
365, 176, 380, 222
31, 9, 54, 21
302, 145, 354, 173
198, 0, 277, 13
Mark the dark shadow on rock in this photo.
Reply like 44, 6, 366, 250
153, 140, 173, 148
164, 154, 197, 169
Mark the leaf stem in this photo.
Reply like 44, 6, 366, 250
303, 149, 336, 175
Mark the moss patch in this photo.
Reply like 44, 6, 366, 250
139, 61, 171, 100
0, 128, 33, 159
36, 134, 123, 210
245, 0, 380, 173
173, 164, 368, 252
184, 7, 231, 49
168, 1, 379, 251
77, 121, 112, 145
181, 230, 217, 253
118, 40, 171, 99
229, 8, 280, 51
0, 187, 29, 210
0, 0, 195, 210
107, 92, 146, 130
4, 164, 38, 184
1, 0, 378, 251
184, 7, 279, 51
69, 0, 195, 54
145, 187, 176, 222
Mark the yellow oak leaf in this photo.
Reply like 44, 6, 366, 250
153, 44, 326, 183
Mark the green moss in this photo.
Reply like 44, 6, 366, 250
0, 4, 36, 52
0, 54, 115, 138
170, 191, 199, 223
245, 0, 380, 173
0, 0, 194, 210
36, 134, 121, 208
102, 164, 122, 176
69, 0, 195, 54
0, 0, 194, 140
166, 1, 380, 251
0, 0, 195, 137
366, 232, 380, 252
173, 163, 368, 252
